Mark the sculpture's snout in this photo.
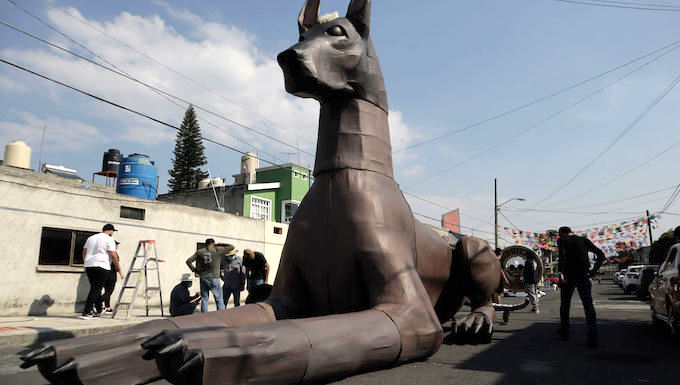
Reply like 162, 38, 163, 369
277, 48, 318, 96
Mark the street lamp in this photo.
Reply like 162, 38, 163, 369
494, 178, 526, 250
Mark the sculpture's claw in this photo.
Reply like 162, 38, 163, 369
175, 351, 204, 384
53, 357, 77, 375
19, 345, 54, 369
141, 330, 179, 352
447, 311, 493, 345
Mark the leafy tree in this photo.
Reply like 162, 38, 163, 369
168, 106, 208, 192
649, 230, 679, 265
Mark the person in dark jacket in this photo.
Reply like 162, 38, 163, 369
220, 246, 245, 308
170, 273, 201, 317
523, 257, 540, 314
243, 249, 269, 291
557, 226, 606, 347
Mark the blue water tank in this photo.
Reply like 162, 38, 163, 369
116, 153, 158, 200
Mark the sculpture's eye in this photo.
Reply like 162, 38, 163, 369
326, 25, 346, 37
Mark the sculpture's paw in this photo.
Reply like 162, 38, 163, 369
142, 322, 310, 385
19, 319, 174, 385
445, 311, 493, 345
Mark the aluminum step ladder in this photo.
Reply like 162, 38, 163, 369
112, 240, 164, 319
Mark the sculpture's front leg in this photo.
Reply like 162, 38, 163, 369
447, 237, 500, 344
21, 304, 276, 385
143, 310, 402, 385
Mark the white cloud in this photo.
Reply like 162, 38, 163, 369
0, 75, 29, 93
402, 164, 425, 177
0, 4, 419, 185
0, 111, 101, 156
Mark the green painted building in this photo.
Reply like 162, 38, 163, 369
243, 163, 311, 224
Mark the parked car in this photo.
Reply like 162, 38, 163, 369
614, 269, 627, 286
623, 265, 644, 294
546, 273, 560, 284
637, 265, 659, 299
650, 244, 680, 339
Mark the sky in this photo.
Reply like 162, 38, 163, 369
0, 0, 679, 247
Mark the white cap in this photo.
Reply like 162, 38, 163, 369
181, 273, 193, 282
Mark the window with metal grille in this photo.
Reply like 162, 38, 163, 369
281, 200, 300, 224
120, 206, 146, 220
38, 227, 97, 267
250, 196, 271, 221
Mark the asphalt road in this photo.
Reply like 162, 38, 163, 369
2, 282, 678, 385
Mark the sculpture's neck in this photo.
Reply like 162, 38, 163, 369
313, 98, 393, 178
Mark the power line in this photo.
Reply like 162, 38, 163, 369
502, 207, 643, 215
8, 0, 315, 148
543, 138, 680, 208
394, 39, 680, 154
557, 185, 678, 210
498, 210, 521, 230
553, 0, 680, 11
407, 42, 680, 189
660, 183, 680, 212
401, 190, 496, 226
514, 196, 669, 229
590, 0, 680, 9
0, 57, 295, 172
1, 54, 503, 238
533, 71, 680, 208
0, 19, 314, 161
0, 19, 289, 167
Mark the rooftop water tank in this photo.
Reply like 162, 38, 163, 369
198, 178, 212, 190
116, 153, 158, 200
241, 152, 258, 184
212, 177, 225, 187
4, 140, 31, 169
102, 149, 121, 173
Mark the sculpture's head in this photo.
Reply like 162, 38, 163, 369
277, 0, 388, 111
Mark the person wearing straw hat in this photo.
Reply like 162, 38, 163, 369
170, 273, 201, 317
220, 245, 244, 308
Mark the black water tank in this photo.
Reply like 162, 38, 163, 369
102, 149, 121, 173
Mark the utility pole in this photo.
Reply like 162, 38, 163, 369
494, 178, 498, 250
646, 210, 654, 246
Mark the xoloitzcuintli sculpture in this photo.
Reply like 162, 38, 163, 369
21, 1, 517, 384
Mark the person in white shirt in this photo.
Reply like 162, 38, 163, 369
80, 224, 123, 319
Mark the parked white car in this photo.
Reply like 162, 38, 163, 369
623, 265, 645, 294
614, 269, 626, 286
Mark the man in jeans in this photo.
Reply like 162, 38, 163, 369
186, 238, 225, 312
557, 226, 605, 347
81, 224, 123, 320
523, 257, 540, 314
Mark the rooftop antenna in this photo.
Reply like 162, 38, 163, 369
38, 124, 46, 171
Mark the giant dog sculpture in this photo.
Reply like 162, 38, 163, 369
21, 1, 505, 384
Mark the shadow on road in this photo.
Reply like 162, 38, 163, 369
456, 318, 679, 385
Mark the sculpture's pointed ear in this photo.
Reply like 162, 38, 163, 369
346, 0, 371, 38
298, 0, 320, 35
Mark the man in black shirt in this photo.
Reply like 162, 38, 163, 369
557, 226, 605, 347
170, 273, 201, 317
243, 249, 269, 291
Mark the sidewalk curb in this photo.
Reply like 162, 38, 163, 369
0, 320, 146, 349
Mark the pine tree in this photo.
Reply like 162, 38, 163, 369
168, 106, 208, 192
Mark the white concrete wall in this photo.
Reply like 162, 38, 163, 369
0, 166, 289, 316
